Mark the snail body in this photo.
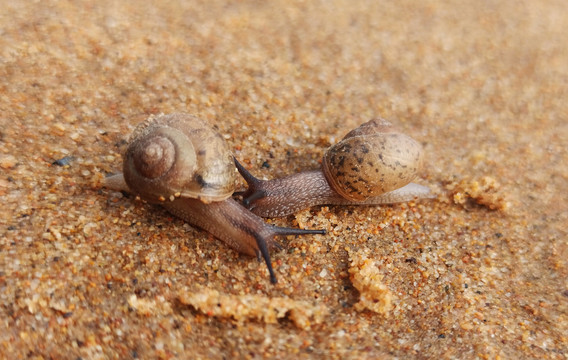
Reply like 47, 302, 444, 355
237, 118, 433, 218
105, 113, 324, 284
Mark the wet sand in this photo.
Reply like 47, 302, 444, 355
1, 0, 566, 358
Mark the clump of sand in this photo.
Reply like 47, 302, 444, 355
178, 287, 327, 330
348, 250, 394, 315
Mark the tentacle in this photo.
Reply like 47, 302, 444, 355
234, 158, 266, 206
253, 233, 278, 284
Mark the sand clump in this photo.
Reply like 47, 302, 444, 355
178, 287, 327, 330
447, 176, 508, 211
348, 250, 394, 315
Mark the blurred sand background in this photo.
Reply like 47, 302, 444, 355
1, 0, 566, 358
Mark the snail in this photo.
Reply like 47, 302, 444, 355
235, 118, 434, 217
104, 113, 324, 284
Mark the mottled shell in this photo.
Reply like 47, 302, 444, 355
322, 118, 424, 202
123, 113, 236, 204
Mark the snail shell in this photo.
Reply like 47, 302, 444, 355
322, 118, 424, 202
123, 113, 236, 203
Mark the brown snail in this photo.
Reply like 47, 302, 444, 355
104, 113, 324, 284
236, 118, 433, 217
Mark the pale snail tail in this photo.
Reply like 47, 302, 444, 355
104, 173, 130, 192
361, 182, 435, 204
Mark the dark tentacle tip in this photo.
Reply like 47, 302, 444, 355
270, 273, 278, 284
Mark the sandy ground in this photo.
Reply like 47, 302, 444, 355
1, 0, 567, 359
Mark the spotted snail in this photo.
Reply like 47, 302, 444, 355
236, 118, 433, 217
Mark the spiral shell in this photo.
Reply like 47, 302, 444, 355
322, 118, 424, 202
123, 113, 236, 203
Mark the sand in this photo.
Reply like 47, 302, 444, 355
1, 0, 566, 358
